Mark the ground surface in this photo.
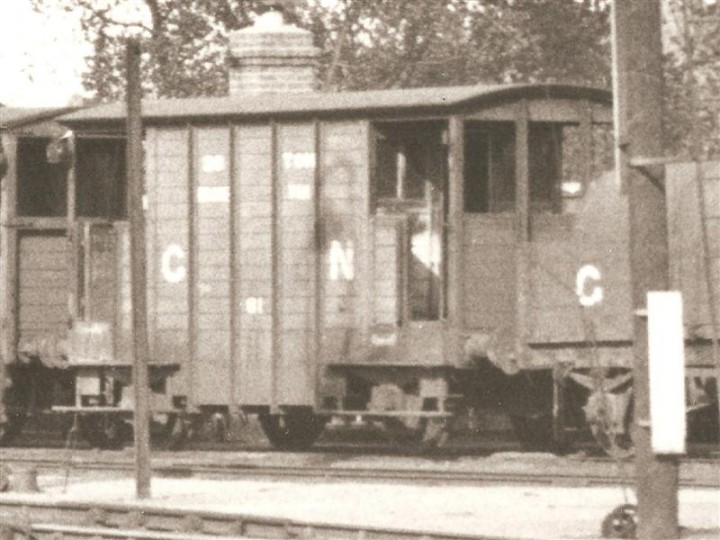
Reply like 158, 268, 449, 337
1, 452, 718, 540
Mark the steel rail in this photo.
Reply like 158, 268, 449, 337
1, 454, 718, 489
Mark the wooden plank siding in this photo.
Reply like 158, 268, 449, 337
319, 122, 370, 366
17, 232, 70, 360
234, 125, 274, 405
461, 214, 516, 332
372, 216, 402, 328
144, 127, 191, 400
192, 127, 232, 404
275, 123, 316, 405
526, 170, 632, 345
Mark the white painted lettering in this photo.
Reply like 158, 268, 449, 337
161, 244, 187, 283
282, 152, 316, 170
576, 264, 603, 307
287, 183, 312, 200
245, 297, 265, 315
201, 154, 226, 173
197, 185, 230, 203
329, 240, 354, 281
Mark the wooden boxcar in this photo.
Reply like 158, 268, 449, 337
4, 84, 717, 451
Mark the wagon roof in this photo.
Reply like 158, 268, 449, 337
59, 83, 611, 126
0, 107, 80, 130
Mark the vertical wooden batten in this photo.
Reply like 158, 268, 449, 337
367, 123, 378, 329
357, 121, 372, 353
312, 119, 323, 409
514, 100, 530, 358
187, 125, 197, 408
66, 135, 79, 323
0, 135, 18, 366
270, 121, 279, 410
447, 115, 465, 331
228, 123, 239, 407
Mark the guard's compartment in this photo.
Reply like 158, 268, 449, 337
361, 121, 449, 371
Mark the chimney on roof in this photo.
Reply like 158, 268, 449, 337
228, 1, 319, 95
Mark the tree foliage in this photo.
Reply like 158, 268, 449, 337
663, 0, 719, 158
31, 0, 612, 100
311, 0, 612, 91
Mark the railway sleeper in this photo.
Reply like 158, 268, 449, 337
0, 501, 491, 540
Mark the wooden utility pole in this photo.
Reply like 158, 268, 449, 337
126, 38, 152, 499
611, 2, 679, 538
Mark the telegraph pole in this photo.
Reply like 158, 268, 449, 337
611, 2, 679, 538
127, 38, 152, 499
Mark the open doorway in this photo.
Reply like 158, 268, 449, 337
372, 121, 447, 322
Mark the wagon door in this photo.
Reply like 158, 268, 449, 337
365, 120, 448, 365
460, 121, 518, 358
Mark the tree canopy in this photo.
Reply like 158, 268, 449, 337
30, 0, 612, 98
663, 0, 719, 158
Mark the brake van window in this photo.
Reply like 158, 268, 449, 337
75, 138, 127, 219
17, 137, 68, 217
464, 122, 588, 214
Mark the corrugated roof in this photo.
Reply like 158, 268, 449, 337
60, 83, 611, 125
0, 106, 81, 130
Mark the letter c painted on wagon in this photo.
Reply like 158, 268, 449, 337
576, 264, 603, 307
161, 244, 187, 283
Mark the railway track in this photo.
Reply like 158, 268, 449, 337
1, 451, 718, 489
1, 451, 717, 539
0, 499, 503, 540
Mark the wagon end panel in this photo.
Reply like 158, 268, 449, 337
527, 168, 632, 349
509, 109, 633, 363
234, 125, 274, 406
667, 161, 720, 350
145, 127, 192, 399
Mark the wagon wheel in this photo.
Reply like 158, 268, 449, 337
380, 417, 448, 448
585, 386, 634, 459
258, 412, 327, 450
151, 414, 187, 451
77, 415, 129, 450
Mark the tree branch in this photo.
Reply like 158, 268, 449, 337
93, 8, 153, 33
324, 0, 361, 90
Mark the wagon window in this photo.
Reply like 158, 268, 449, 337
75, 138, 127, 219
373, 122, 445, 209
464, 122, 515, 213
529, 122, 585, 211
16, 137, 68, 217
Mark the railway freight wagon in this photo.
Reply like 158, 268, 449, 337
55, 82, 719, 452
0, 107, 83, 442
